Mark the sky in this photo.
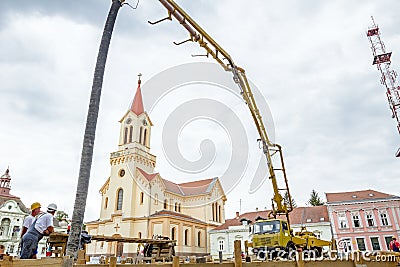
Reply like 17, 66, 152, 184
0, 0, 399, 222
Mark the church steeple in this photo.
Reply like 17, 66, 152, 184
0, 168, 11, 195
112, 74, 156, 173
130, 74, 144, 116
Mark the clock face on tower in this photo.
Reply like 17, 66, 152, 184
126, 118, 132, 124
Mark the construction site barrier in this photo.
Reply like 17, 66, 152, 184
0, 255, 398, 267
0, 255, 73, 267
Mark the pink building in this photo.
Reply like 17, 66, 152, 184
326, 189, 400, 252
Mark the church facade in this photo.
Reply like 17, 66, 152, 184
86, 78, 226, 257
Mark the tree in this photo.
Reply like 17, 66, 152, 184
66, 0, 123, 259
55, 210, 69, 221
284, 191, 297, 208
307, 189, 325, 206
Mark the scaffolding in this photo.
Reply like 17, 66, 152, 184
366, 17, 400, 157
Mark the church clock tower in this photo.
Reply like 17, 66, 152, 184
87, 75, 227, 258
99, 75, 156, 221
112, 74, 155, 173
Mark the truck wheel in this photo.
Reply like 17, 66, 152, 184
285, 243, 297, 260
257, 250, 266, 260
303, 248, 319, 259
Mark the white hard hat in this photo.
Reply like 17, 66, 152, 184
47, 203, 58, 212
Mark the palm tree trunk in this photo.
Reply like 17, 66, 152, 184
66, 0, 123, 259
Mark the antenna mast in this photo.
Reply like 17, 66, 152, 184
367, 17, 400, 157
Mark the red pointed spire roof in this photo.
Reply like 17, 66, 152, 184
130, 74, 144, 116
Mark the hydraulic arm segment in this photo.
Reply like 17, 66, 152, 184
149, 0, 293, 220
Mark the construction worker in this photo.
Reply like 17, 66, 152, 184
389, 236, 400, 252
19, 202, 41, 258
21, 202, 41, 238
19, 203, 57, 259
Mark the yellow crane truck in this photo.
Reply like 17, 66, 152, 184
150, 0, 332, 258
250, 218, 331, 258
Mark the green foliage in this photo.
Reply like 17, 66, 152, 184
284, 191, 297, 208
307, 189, 325, 206
55, 210, 69, 221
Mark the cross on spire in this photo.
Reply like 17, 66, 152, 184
130, 73, 145, 115
138, 73, 142, 84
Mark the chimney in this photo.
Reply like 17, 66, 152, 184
235, 212, 239, 218
255, 207, 259, 211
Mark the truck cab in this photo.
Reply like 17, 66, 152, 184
251, 219, 293, 255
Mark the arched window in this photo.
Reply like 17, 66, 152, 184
178, 203, 181, 213
212, 203, 215, 221
129, 126, 133, 143
175, 202, 178, 212
104, 197, 108, 209
0, 218, 10, 237
197, 231, 201, 247
218, 205, 222, 222
171, 227, 176, 240
143, 129, 148, 146
154, 194, 158, 205
139, 127, 143, 144
138, 232, 142, 239
184, 229, 189, 246
123, 127, 128, 144
218, 239, 224, 251
117, 189, 123, 210
164, 199, 168, 209
140, 192, 144, 205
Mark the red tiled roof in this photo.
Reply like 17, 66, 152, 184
288, 206, 328, 225
162, 179, 183, 195
137, 168, 158, 181
137, 168, 217, 196
178, 178, 215, 195
212, 218, 243, 231
130, 80, 144, 116
211, 206, 329, 231
326, 189, 398, 203
149, 210, 206, 224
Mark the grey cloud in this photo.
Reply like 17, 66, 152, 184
0, 1, 109, 27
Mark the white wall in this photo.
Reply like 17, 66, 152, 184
209, 225, 250, 260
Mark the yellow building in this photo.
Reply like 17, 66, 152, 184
86, 78, 226, 257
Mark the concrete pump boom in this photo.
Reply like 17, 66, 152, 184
150, 0, 293, 219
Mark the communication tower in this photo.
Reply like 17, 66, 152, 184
366, 17, 400, 157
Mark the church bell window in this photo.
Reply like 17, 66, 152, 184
129, 126, 133, 143
139, 127, 143, 144
123, 127, 128, 144
143, 129, 148, 146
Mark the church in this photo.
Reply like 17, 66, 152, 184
0, 168, 30, 257
86, 77, 227, 257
